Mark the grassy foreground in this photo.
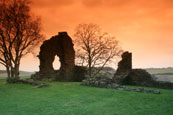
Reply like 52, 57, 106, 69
0, 79, 173, 115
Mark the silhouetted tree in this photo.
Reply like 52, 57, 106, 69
74, 23, 123, 77
0, 0, 43, 83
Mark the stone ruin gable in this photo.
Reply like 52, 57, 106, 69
113, 51, 173, 89
116, 51, 132, 73
37, 32, 75, 81
113, 51, 132, 84
113, 51, 156, 86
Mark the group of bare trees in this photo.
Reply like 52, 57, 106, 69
0, 0, 123, 82
0, 0, 43, 82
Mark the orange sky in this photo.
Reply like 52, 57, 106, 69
1, 0, 173, 71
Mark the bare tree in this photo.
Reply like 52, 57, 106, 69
74, 23, 123, 77
0, 0, 43, 83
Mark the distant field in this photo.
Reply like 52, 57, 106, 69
154, 75, 173, 82
0, 70, 34, 79
145, 68, 173, 82
145, 68, 173, 74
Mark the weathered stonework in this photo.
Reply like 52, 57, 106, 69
113, 51, 173, 89
82, 51, 173, 90
82, 76, 160, 94
116, 51, 132, 73
32, 32, 75, 81
113, 51, 154, 85
113, 51, 132, 84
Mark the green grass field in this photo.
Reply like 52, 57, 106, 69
0, 79, 173, 115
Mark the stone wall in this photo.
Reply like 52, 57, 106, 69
32, 32, 76, 81
113, 51, 173, 89
113, 51, 132, 84
82, 76, 160, 94
116, 51, 132, 73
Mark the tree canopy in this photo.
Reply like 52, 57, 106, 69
0, 0, 44, 82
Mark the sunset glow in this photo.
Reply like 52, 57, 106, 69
1, 0, 173, 71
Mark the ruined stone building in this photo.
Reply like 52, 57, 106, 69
32, 32, 76, 81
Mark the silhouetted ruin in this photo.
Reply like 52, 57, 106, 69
116, 51, 132, 73
32, 32, 80, 81
39, 32, 75, 75
32, 32, 86, 81
113, 51, 173, 89
113, 51, 133, 84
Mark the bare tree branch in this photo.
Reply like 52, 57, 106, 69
0, 0, 44, 82
74, 23, 123, 77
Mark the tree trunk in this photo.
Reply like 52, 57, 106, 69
7, 62, 20, 83
88, 55, 92, 77
14, 63, 20, 79
6, 66, 10, 79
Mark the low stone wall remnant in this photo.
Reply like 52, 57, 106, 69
82, 76, 160, 94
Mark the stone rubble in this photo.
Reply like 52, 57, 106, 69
12, 79, 50, 88
82, 77, 160, 94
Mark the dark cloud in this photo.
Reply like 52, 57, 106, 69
81, 0, 173, 8
81, 0, 104, 7
80, 0, 173, 21
31, 0, 75, 8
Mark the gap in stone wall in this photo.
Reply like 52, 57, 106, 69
53, 55, 60, 70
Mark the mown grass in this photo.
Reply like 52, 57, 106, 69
0, 79, 173, 115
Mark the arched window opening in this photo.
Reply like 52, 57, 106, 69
53, 56, 60, 70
